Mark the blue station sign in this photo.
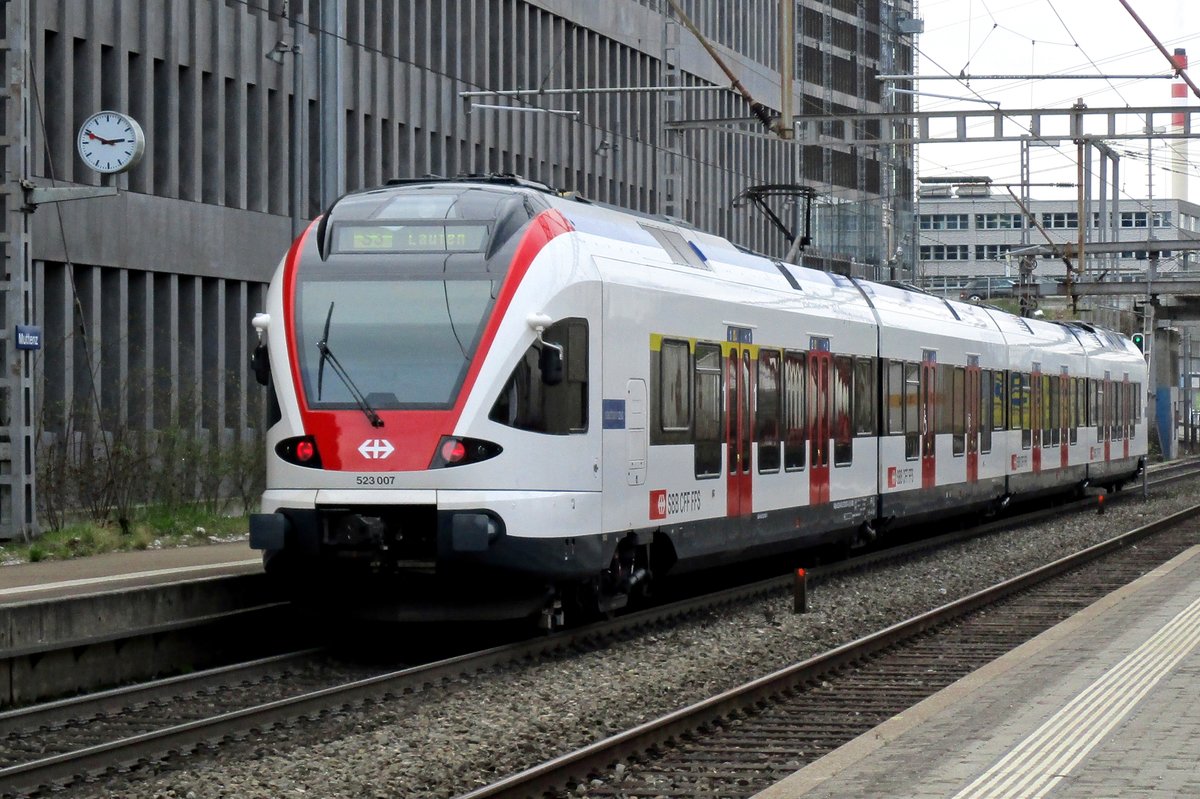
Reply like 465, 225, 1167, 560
15, 325, 42, 350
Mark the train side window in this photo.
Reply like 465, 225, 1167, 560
935, 364, 952, 436
980, 370, 993, 454
833, 355, 853, 466
1084, 378, 1092, 428
951, 366, 965, 456
886, 360, 904, 435
489, 318, 588, 434
1008, 371, 1021, 432
783, 351, 806, 470
693, 343, 722, 478
1094, 380, 1104, 440
1104, 381, 1114, 441
993, 370, 1007, 432
1123, 379, 1132, 436
1035, 375, 1044, 447
1125, 382, 1132, 439
904, 362, 919, 460
1075, 376, 1084, 443
757, 349, 781, 473
853, 356, 875, 437
1115, 382, 1126, 441
1109, 381, 1118, 441
1126, 382, 1131, 437
1110, 381, 1118, 441
659, 339, 691, 434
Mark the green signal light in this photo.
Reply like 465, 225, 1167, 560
1132, 333, 1145, 352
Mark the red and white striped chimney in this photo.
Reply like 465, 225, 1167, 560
1170, 48, 1188, 202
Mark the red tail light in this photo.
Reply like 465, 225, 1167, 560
276, 435, 323, 468
429, 436, 502, 469
441, 439, 467, 464
295, 439, 316, 462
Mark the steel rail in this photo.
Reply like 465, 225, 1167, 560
452, 502, 1200, 799
0, 649, 322, 732
0, 576, 793, 796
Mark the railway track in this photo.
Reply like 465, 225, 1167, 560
2, 461, 1197, 798
456, 506, 1200, 799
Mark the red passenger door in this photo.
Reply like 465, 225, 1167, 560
1060, 368, 1070, 469
921, 351, 937, 489
809, 339, 831, 505
966, 356, 980, 483
725, 342, 753, 517
1103, 372, 1112, 462
1031, 363, 1042, 473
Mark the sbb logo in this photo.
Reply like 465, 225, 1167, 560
649, 489, 667, 520
887, 466, 897, 488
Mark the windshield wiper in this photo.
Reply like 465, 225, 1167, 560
315, 301, 384, 428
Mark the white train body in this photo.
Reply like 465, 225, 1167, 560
249, 178, 1146, 612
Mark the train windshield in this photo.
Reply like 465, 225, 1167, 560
295, 278, 496, 409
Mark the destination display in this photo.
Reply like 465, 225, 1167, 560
335, 223, 489, 253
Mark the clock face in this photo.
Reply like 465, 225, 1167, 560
77, 111, 145, 174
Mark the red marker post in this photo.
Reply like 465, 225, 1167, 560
1098, 493, 1106, 515
793, 568, 809, 614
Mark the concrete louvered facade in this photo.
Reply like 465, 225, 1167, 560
0, 0, 915, 537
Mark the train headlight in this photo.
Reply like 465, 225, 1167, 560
429, 436, 502, 468
276, 435, 323, 468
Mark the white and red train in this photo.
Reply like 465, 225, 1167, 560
249, 176, 1146, 618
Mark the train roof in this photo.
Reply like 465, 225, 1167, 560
346, 178, 1141, 359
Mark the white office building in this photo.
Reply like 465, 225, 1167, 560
915, 187, 1200, 296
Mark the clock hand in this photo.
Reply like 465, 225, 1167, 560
85, 130, 119, 146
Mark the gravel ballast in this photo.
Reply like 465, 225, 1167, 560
73, 482, 1199, 799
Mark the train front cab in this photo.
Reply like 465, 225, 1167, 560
250, 185, 619, 610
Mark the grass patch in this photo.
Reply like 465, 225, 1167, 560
0, 510, 249, 566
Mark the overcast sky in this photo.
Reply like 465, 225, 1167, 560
913, 0, 1198, 205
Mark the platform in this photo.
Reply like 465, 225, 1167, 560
0, 541, 260, 605
754, 544, 1200, 799
0, 543, 277, 706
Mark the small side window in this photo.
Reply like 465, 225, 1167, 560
833, 355, 853, 467
886, 360, 904, 435
694, 343, 722, 478
853, 357, 875, 437
489, 318, 588, 434
904, 362, 919, 460
660, 339, 691, 433
757, 350, 781, 473
784, 351, 806, 470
